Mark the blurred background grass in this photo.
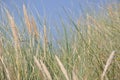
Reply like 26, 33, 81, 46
0, 0, 120, 80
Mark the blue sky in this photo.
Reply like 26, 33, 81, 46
0, 0, 119, 42
2, 0, 106, 21
1, 0, 120, 23
1, 0, 120, 35
1, 0, 79, 27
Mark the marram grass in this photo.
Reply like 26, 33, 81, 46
0, 3, 120, 80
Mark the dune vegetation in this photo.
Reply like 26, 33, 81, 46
0, 2, 120, 80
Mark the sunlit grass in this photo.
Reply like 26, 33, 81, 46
0, 2, 120, 80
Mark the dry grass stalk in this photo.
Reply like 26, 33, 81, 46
43, 23, 48, 58
107, 5, 119, 21
0, 38, 3, 72
55, 55, 69, 80
72, 67, 78, 80
5, 9, 20, 50
107, 5, 115, 18
34, 56, 46, 80
87, 14, 91, 46
31, 16, 39, 39
87, 14, 109, 39
77, 16, 82, 30
6, 9, 21, 80
0, 39, 2, 58
87, 15, 102, 31
101, 51, 116, 80
23, 4, 32, 35
0, 57, 11, 80
0, 38, 11, 80
40, 59, 52, 80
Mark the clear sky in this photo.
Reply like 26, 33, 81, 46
1, 0, 120, 34
1, 0, 108, 21
0, 0, 119, 42
1, 0, 120, 23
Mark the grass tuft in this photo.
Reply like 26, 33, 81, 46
0, 2, 120, 80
